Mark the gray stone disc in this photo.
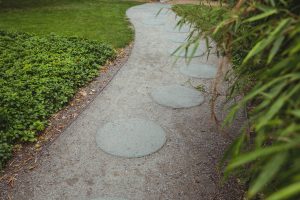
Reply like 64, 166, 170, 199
180, 63, 218, 79
165, 25, 190, 33
96, 118, 166, 158
151, 85, 204, 108
168, 34, 188, 43
169, 44, 205, 57
92, 198, 127, 200
142, 18, 165, 26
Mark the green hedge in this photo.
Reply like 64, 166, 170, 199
0, 31, 115, 167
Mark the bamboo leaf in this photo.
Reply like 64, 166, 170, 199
189, 40, 199, 58
243, 19, 290, 64
255, 95, 287, 130
226, 141, 298, 171
243, 39, 268, 64
255, 3, 276, 12
289, 38, 300, 55
242, 73, 300, 106
267, 35, 285, 64
266, 182, 300, 200
240, 74, 296, 104
290, 110, 300, 118
256, 84, 300, 130
248, 152, 288, 198
244, 9, 278, 23
220, 132, 246, 168
280, 123, 300, 136
253, 82, 286, 113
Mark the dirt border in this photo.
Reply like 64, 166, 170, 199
0, 43, 133, 199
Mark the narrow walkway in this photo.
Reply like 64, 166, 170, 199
11, 3, 241, 200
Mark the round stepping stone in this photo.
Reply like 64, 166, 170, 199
169, 44, 205, 57
165, 25, 190, 33
96, 118, 166, 158
92, 198, 127, 200
180, 63, 217, 79
168, 34, 188, 43
151, 85, 204, 108
142, 18, 165, 26
158, 10, 171, 16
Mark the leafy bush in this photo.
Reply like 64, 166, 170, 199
174, 0, 300, 199
0, 30, 115, 167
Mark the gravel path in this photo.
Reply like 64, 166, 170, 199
7, 3, 243, 200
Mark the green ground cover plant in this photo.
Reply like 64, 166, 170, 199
0, 30, 115, 167
174, 1, 300, 199
0, 0, 140, 48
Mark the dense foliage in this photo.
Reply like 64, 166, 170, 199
0, 30, 115, 167
174, 0, 300, 199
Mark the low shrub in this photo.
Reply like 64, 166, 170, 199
0, 30, 115, 167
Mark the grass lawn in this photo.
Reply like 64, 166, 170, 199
0, 0, 141, 48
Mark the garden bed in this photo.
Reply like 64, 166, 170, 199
0, 31, 116, 167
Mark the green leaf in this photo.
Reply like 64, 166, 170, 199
255, 94, 287, 130
223, 104, 240, 126
220, 132, 246, 167
267, 35, 285, 64
244, 9, 278, 23
243, 18, 290, 64
240, 73, 297, 104
280, 123, 300, 137
289, 38, 300, 55
256, 84, 300, 130
189, 40, 200, 58
266, 182, 300, 200
226, 141, 298, 171
255, 3, 276, 12
248, 152, 288, 198
290, 110, 300, 118
253, 82, 286, 113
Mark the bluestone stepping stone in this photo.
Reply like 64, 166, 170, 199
168, 34, 188, 43
169, 44, 205, 57
151, 85, 204, 108
96, 118, 166, 158
92, 198, 127, 200
180, 63, 218, 79
165, 25, 190, 33
142, 18, 165, 26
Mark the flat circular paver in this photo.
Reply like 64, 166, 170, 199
151, 85, 204, 108
165, 25, 190, 33
168, 34, 188, 43
96, 118, 166, 158
92, 198, 127, 200
169, 44, 205, 57
180, 63, 217, 79
142, 18, 165, 26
